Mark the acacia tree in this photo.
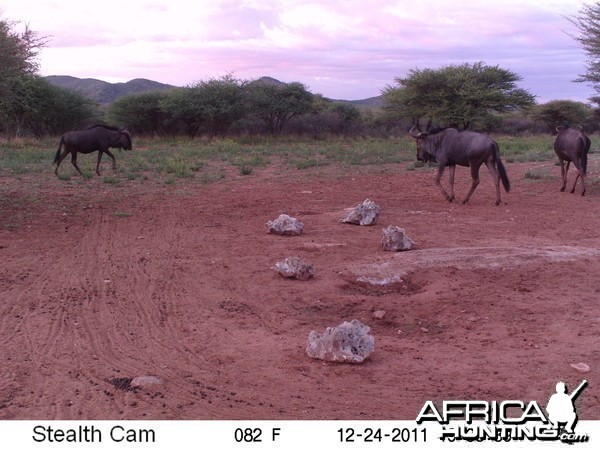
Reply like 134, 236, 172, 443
570, 2, 600, 92
193, 74, 247, 136
383, 62, 535, 129
108, 91, 170, 136
246, 81, 313, 135
530, 99, 595, 131
160, 87, 204, 137
0, 18, 45, 136
160, 74, 246, 137
7, 74, 95, 137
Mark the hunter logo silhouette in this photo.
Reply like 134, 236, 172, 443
546, 380, 587, 434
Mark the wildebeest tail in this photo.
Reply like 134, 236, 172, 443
581, 135, 590, 174
494, 143, 510, 193
53, 137, 64, 165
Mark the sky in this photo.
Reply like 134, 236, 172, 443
0, 0, 595, 102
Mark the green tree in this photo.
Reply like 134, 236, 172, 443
160, 74, 246, 137
9, 75, 94, 137
193, 74, 247, 136
570, 2, 600, 92
108, 91, 170, 136
160, 87, 204, 137
383, 62, 535, 129
531, 99, 595, 131
247, 81, 313, 135
0, 18, 46, 136
322, 102, 361, 135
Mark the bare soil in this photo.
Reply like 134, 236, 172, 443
1, 158, 599, 420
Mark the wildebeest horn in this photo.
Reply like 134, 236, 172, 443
409, 125, 423, 138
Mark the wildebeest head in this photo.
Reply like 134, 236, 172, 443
409, 125, 437, 163
117, 128, 132, 150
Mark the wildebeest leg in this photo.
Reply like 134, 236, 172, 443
559, 160, 569, 192
96, 151, 104, 175
447, 165, 456, 202
569, 159, 585, 196
485, 160, 501, 205
71, 152, 83, 176
54, 149, 71, 175
104, 149, 117, 171
435, 165, 453, 202
462, 164, 481, 204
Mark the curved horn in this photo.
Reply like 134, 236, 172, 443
409, 125, 423, 139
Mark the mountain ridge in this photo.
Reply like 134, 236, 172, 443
44, 76, 176, 105
44, 75, 384, 108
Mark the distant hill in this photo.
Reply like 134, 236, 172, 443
249, 76, 287, 87
44, 76, 176, 105
336, 96, 384, 109
44, 75, 384, 108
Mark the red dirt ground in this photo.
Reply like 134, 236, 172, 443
1, 157, 599, 420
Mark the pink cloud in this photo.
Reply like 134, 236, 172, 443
2, 0, 591, 101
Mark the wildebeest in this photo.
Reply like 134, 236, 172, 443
409, 125, 510, 205
553, 125, 591, 196
53, 125, 132, 176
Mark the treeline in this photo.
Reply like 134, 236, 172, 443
106, 74, 385, 138
2, 18, 600, 140
5, 73, 600, 139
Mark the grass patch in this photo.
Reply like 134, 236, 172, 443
406, 160, 426, 171
103, 176, 119, 184
238, 165, 253, 175
2, 134, 586, 184
524, 167, 554, 180
295, 158, 330, 170
113, 211, 132, 217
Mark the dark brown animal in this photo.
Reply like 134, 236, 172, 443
553, 125, 591, 196
54, 125, 132, 176
409, 125, 510, 205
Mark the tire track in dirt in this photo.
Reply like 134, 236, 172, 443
1, 197, 229, 418
59, 201, 228, 418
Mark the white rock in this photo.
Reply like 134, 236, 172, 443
306, 319, 374, 364
272, 257, 315, 281
340, 199, 380, 226
131, 375, 163, 388
570, 362, 590, 373
372, 310, 386, 319
266, 214, 304, 235
381, 225, 415, 251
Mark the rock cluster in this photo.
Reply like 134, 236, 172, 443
266, 214, 304, 235
272, 256, 315, 281
381, 225, 415, 251
340, 199, 380, 226
306, 319, 375, 364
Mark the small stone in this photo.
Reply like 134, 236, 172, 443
570, 362, 590, 373
420, 327, 429, 333
306, 319, 374, 364
340, 199, 380, 226
266, 214, 304, 235
381, 225, 415, 251
131, 375, 163, 388
272, 257, 315, 280
372, 310, 386, 319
